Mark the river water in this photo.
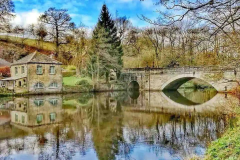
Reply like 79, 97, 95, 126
0, 89, 238, 160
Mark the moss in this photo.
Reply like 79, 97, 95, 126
205, 108, 240, 160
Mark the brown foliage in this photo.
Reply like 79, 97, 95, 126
0, 67, 10, 77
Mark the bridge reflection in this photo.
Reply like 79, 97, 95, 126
0, 91, 238, 160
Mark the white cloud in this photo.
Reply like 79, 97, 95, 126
11, 9, 42, 28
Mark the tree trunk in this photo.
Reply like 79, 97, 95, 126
76, 66, 81, 76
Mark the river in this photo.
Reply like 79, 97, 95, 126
0, 89, 238, 160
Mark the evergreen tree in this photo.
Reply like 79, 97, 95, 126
90, 27, 121, 89
93, 4, 123, 76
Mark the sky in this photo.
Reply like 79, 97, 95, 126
11, 0, 161, 28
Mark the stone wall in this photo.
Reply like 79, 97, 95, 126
11, 64, 27, 79
27, 64, 63, 94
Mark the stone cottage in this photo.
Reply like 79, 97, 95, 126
0, 52, 62, 94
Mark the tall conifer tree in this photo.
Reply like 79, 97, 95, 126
93, 4, 123, 74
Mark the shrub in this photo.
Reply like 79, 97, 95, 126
66, 65, 76, 71
63, 71, 76, 77
76, 79, 91, 86
75, 79, 93, 91
0, 67, 10, 77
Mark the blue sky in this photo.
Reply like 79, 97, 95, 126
12, 0, 160, 28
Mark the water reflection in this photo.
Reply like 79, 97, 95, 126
0, 90, 238, 160
163, 89, 217, 106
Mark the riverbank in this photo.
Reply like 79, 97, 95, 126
0, 81, 128, 97
204, 107, 240, 160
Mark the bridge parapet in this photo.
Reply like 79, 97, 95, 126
123, 66, 239, 74
122, 66, 240, 92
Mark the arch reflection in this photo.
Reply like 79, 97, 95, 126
0, 91, 237, 160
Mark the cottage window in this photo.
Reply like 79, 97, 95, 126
15, 67, 18, 75
34, 82, 44, 89
49, 82, 58, 88
49, 99, 58, 106
34, 99, 44, 106
49, 113, 56, 122
15, 114, 18, 122
49, 66, 55, 74
36, 65, 43, 75
21, 66, 25, 74
36, 114, 43, 124
22, 116, 25, 124
18, 81, 22, 87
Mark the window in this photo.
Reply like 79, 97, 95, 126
49, 99, 58, 106
34, 99, 44, 107
49, 66, 55, 74
15, 114, 18, 122
21, 66, 25, 74
15, 67, 18, 75
49, 113, 56, 122
36, 114, 43, 124
34, 82, 44, 89
18, 81, 22, 87
49, 82, 58, 88
36, 65, 43, 75
22, 116, 25, 124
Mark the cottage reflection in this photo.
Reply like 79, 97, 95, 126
0, 91, 238, 160
6, 95, 63, 128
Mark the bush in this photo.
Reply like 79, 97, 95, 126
66, 65, 76, 71
0, 67, 10, 77
63, 71, 76, 77
76, 79, 93, 91
76, 79, 91, 86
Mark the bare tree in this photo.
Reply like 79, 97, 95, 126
71, 25, 89, 76
115, 15, 132, 43
13, 25, 28, 48
140, 0, 240, 42
36, 23, 48, 48
143, 27, 167, 66
0, 0, 14, 32
39, 7, 75, 57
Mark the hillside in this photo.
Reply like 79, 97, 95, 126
0, 38, 54, 62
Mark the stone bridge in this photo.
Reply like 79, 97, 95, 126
121, 66, 240, 92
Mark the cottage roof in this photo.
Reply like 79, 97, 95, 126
11, 52, 62, 66
0, 76, 26, 81
0, 58, 11, 67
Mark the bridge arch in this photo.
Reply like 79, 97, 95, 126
128, 81, 140, 91
161, 75, 216, 91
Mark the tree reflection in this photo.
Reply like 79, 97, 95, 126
0, 92, 237, 160
88, 93, 123, 160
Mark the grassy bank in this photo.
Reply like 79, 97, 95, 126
0, 35, 55, 51
63, 76, 93, 86
204, 108, 240, 160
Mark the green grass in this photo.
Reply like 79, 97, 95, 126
205, 108, 240, 160
63, 76, 93, 86
0, 35, 56, 51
